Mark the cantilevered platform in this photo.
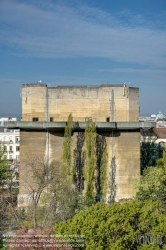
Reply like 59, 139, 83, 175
4, 121, 156, 131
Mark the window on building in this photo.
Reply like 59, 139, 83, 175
9, 136, 13, 142
15, 137, 20, 142
50, 117, 54, 122
32, 117, 39, 122
10, 146, 12, 151
106, 117, 110, 122
9, 155, 12, 159
16, 146, 20, 151
3, 136, 7, 141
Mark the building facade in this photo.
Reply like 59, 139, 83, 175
4, 83, 155, 206
0, 117, 20, 188
0, 118, 20, 161
17, 83, 140, 205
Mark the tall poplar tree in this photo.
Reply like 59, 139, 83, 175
62, 114, 74, 181
84, 120, 97, 204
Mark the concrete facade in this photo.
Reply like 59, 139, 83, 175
18, 129, 140, 204
15, 83, 144, 206
21, 84, 139, 122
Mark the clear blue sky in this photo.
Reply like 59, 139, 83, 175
0, 0, 166, 117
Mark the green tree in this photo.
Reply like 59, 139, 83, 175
54, 200, 166, 250
62, 114, 74, 181
0, 143, 10, 188
135, 166, 166, 205
135, 147, 166, 206
140, 142, 163, 173
84, 120, 97, 205
0, 143, 15, 232
158, 146, 166, 171
21, 157, 78, 229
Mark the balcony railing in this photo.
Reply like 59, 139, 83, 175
1, 141, 20, 144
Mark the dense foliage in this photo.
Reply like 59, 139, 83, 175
84, 120, 97, 204
62, 114, 74, 181
83, 121, 108, 204
0, 143, 10, 187
54, 200, 166, 249
53, 146, 166, 249
135, 166, 166, 205
140, 142, 163, 173
20, 159, 78, 230
136, 147, 166, 206
0, 143, 17, 232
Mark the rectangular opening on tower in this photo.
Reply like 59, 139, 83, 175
106, 117, 110, 122
32, 117, 39, 122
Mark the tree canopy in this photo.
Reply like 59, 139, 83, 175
54, 200, 166, 249
140, 142, 163, 173
136, 147, 166, 206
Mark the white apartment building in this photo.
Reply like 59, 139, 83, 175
0, 118, 20, 161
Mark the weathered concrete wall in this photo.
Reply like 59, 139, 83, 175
98, 130, 140, 201
49, 131, 64, 161
18, 129, 140, 206
114, 131, 140, 200
21, 84, 139, 122
21, 84, 47, 121
128, 87, 139, 122
19, 131, 46, 194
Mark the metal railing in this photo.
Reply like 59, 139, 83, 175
1, 140, 20, 144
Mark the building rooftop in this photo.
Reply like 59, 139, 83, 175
156, 111, 165, 119
22, 83, 139, 89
